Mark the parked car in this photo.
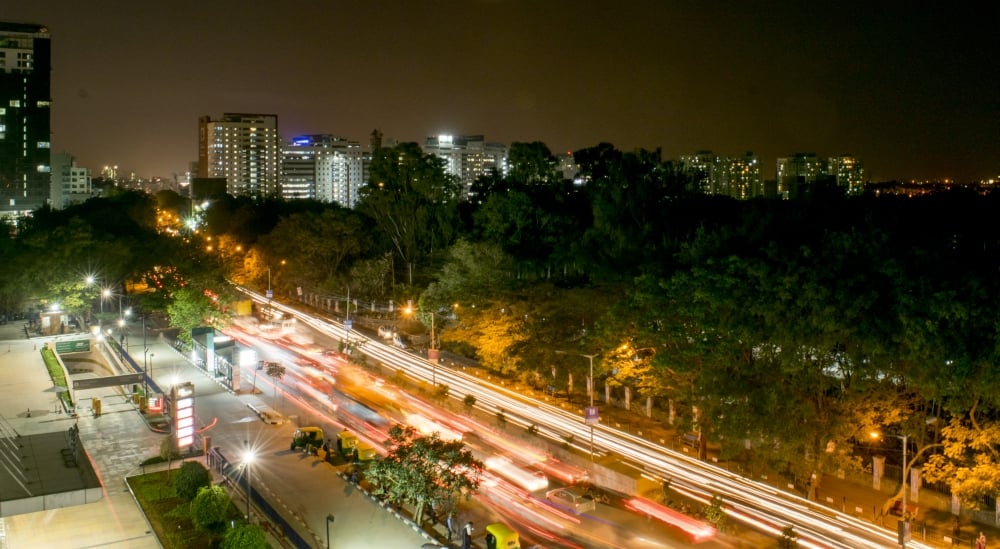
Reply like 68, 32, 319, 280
378, 325, 395, 339
545, 488, 596, 514
392, 334, 409, 349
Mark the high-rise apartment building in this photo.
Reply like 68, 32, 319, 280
827, 154, 866, 196
281, 135, 367, 207
198, 113, 281, 198
50, 151, 92, 208
776, 153, 824, 199
680, 151, 717, 195
423, 135, 506, 197
681, 151, 764, 199
0, 22, 51, 218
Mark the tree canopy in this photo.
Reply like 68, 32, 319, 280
365, 424, 483, 525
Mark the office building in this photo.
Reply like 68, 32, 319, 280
0, 22, 51, 218
198, 113, 281, 198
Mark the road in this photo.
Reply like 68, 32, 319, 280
242, 286, 931, 549
226, 321, 723, 548
141, 340, 432, 549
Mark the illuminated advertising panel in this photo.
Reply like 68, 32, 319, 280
172, 382, 195, 450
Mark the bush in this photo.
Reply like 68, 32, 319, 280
175, 461, 211, 501
222, 523, 271, 549
191, 485, 230, 533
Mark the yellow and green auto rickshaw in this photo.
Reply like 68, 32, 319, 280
484, 523, 520, 549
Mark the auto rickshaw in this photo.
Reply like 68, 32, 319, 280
337, 429, 377, 461
291, 426, 324, 453
484, 523, 520, 549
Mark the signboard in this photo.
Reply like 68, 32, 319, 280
73, 373, 144, 390
266, 289, 273, 299
56, 339, 91, 353
344, 319, 352, 339
585, 406, 600, 425
148, 395, 164, 413
172, 382, 195, 450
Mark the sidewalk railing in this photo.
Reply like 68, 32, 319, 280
206, 446, 312, 549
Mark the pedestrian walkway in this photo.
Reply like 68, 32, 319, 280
0, 323, 161, 548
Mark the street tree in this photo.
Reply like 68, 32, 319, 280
167, 286, 230, 343
175, 461, 211, 501
257, 208, 370, 293
365, 424, 482, 525
421, 239, 513, 316
357, 142, 461, 285
923, 407, 1000, 508
190, 485, 231, 533
266, 362, 286, 402
221, 523, 271, 549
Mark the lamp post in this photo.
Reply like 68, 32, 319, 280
243, 442, 255, 521
325, 514, 335, 548
556, 350, 599, 460
101, 288, 111, 326
142, 314, 148, 399
872, 431, 909, 547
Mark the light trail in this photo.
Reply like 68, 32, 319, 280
236, 286, 932, 548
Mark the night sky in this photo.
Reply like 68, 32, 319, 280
6, 1, 998, 182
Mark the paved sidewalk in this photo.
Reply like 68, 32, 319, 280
0, 323, 161, 549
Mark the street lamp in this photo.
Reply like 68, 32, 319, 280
871, 431, 909, 547
142, 314, 149, 400
101, 288, 111, 325
556, 350, 600, 460
243, 443, 256, 521
325, 514, 335, 548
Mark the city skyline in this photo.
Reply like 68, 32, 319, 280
4, 1, 998, 183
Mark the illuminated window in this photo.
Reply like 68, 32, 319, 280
37, 141, 49, 148
9, 100, 20, 108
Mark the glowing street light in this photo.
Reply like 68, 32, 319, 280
243, 443, 256, 521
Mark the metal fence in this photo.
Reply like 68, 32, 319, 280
206, 446, 311, 549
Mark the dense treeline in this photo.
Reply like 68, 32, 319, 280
4, 142, 999, 506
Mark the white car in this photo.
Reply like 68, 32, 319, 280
392, 334, 409, 349
378, 325, 395, 339
545, 488, 596, 514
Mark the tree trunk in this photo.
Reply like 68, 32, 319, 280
414, 501, 424, 525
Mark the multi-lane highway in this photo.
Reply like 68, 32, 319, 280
238, 287, 924, 548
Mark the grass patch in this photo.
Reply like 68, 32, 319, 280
128, 469, 245, 549
40, 347, 74, 409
